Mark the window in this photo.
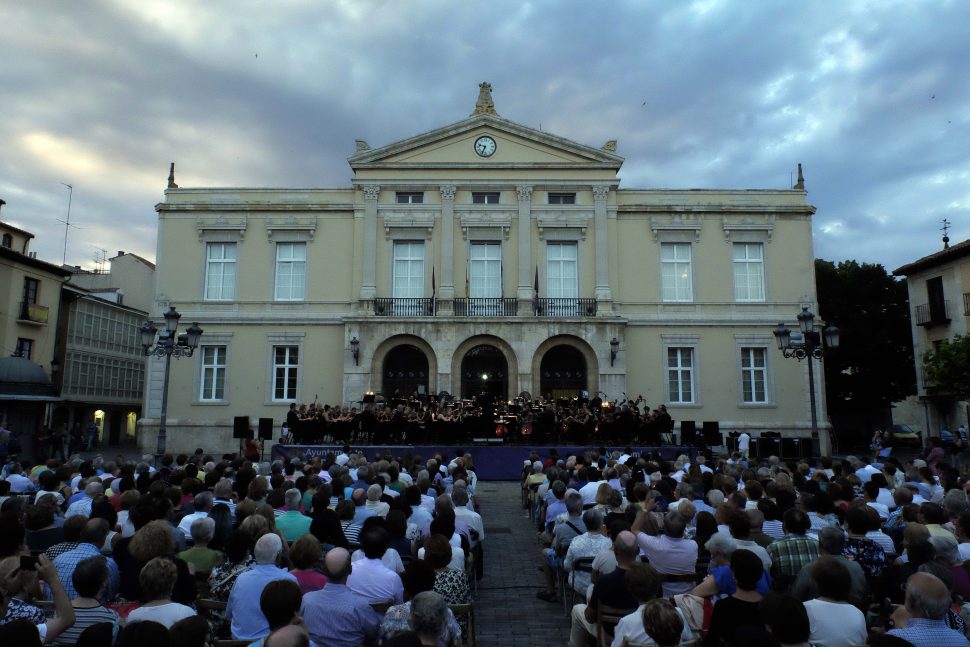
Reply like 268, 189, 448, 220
667, 347, 694, 403
23, 277, 39, 304
740, 347, 768, 403
927, 276, 947, 322
14, 338, 32, 359
472, 192, 500, 204
661, 243, 693, 302
204, 242, 237, 301
548, 192, 576, 205
274, 242, 306, 301
1, 234, 11, 248
393, 242, 425, 299
272, 346, 299, 401
200, 346, 227, 401
395, 192, 424, 204
469, 242, 502, 299
733, 243, 765, 302
546, 242, 578, 299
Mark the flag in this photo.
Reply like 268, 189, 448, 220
431, 266, 436, 315
533, 265, 540, 314
465, 264, 469, 297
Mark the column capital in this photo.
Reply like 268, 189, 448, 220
516, 185, 533, 203
439, 185, 457, 202
592, 185, 610, 202
362, 185, 380, 201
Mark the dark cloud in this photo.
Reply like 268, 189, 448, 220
1, 0, 967, 272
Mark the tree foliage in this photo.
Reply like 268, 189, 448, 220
815, 259, 916, 412
922, 335, 970, 400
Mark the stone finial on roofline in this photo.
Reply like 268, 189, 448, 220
471, 82, 498, 116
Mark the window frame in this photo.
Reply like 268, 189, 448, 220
15, 338, 33, 360
23, 277, 39, 305
666, 346, 696, 405
472, 192, 500, 205
468, 241, 503, 299
271, 345, 300, 402
739, 346, 769, 404
547, 192, 576, 205
274, 241, 307, 302
203, 242, 238, 301
395, 192, 424, 204
392, 241, 426, 300
199, 345, 228, 402
732, 242, 766, 302
546, 241, 579, 299
660, 243, 694, 302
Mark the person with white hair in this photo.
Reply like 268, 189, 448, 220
177, 517, 223, 575
226, 532, 298, 641
888, 572, 967, 645
177, 490, 214, 540
364, 484, 390, 518
65, 480, 103, 519
276, 488, 312, 542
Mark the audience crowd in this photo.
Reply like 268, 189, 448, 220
0, 446, 481, 646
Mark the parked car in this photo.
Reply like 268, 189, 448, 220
886, 424, 923, 448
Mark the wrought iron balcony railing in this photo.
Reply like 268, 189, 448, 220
452, 297, 517, 317
915, 301, 951, 326
18, 302, 49, 324
534, 298, 597, 317
373, 298, 436, 317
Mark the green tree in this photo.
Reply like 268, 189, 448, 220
922, 335, 970, 399
815, 259, 916, 413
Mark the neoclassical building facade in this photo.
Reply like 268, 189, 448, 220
143, 85, 828, 454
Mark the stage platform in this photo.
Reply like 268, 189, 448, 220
271, 443, 697, 480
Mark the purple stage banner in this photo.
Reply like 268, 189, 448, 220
270, 444, 697, 480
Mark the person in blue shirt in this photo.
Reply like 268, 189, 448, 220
889, 571, 968, 646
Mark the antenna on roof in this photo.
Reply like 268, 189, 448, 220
92, 246, 108, 273
941, 218, 951, 249
56, 183, 83, 264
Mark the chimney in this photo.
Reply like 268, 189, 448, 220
0, 198, 5, 215
117, 251, 124, 257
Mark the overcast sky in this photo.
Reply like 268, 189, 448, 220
2, 0, 968, 274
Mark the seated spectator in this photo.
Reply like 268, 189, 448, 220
745, 509, 774, 549
207, 530, 255, 601
310, 506, 350, 551
25, 501, 63, 555
928, 535, 970, 600
538, 492, 586, 602
352, 488, 377, 525
802, 556, 867, 647
631, 504, 698, 598
570, 530, 640, 647
347, 526, 405, 605
125, 557, 196, 628
842, 503, 887, 577
757, 592, 811, 647
168, 616, 212, 647
57, 556, 120, 646
386, 510, 414, 560
302, 547, 380, 647
425, 534, 470, 635
0, 552, 76, 643
276, 489, 312, 543
380, 560, 461, 647
691, 532, 771, 598
791, 526, 868, 604
408, 592, 450, 647
53, 518, 120, 600
337, 500, 363, 548
955, 511, 970, 561
247, 579, 305, 647
416, 515, 463, 571
766, 508, 819, 582
114, 620, 170, 647
65, 481, 102, 519
916, 561, 968, 635
640, 599, 688, 647
227, 533, 298, 641
119, 519, 194, 605
177, 517, 223, 576
612, 563, 694, 647
564, 508, 612, 595
44, 511, 86, 561
365, 484, 390, 518
888, 571, 968, 646
723, 509, 772, 572
701, 549, 765, 647
290, 533, 327, 594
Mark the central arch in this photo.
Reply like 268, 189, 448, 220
452, 335, 519, 401
382, 344, 429, 398
539, 344, 587, 400
369, 334, 438, 398
531, 335, 600, 400
460, 345, 508, 400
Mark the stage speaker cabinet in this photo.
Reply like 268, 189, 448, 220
702, 421, 721, 446
258, 417, 274, 441
680, 420, 696, 446
781, 437, 798, 458
233, 416, 251, 440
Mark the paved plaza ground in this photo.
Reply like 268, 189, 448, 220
474, 480, 572, 646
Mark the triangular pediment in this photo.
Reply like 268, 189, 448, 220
348, 114, 623, 170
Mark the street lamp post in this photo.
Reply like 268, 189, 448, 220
140, 306, 203, 461
773, 307, 839, 453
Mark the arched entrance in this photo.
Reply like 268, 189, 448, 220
540, 345, 587, 399
460, 345, 508, 400
382, 345, 430, 399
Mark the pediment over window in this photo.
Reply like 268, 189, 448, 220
381, 211, 436, 240
535, 208, 593, 240
722, 215, 775, 242
196, 216, 247, 241
457, 209, 515, 240
266, 216, 317, 242
649, 215, 703, 243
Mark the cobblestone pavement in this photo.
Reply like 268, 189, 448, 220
475, 480, 572, 647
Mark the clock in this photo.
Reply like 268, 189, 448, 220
474, 135, 497, 158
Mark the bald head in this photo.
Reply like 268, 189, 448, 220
905, 572, 951, 620
614, 530, 639, 563
324, 547, 352, 583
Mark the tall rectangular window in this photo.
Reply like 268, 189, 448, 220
548, 192, 576, 205
273, 346, 299, 401
472, 192, 500, 204
395, 192, 424, 204
15, 338, 33, 359
23, 277, 39, 304
274, 242, 306, 301
393, 242, 425, 299
667, 347, 694, 403
740, 347, 768, 403
546, 242, 578, 299
661, 243, 693, 302
204, 242, 237, 301
469, 243, 502, 298
200, 345, 227, 401
733, 243, 765, 302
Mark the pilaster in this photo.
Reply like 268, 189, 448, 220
438, 185, 456, 314
359, 185, 380, 303
593, 185, 613, 308
516, 185, 534, 315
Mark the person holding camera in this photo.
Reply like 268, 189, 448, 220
0, 552, 76, 643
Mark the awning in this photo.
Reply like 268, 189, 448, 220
0, 394, 63, 402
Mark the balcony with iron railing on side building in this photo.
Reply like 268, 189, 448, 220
18, 301, 49, 325
915, 300, 951, 327
533, 297, 598, 317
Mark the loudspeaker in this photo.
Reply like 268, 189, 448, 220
702, 421, 721, 445
258, 418, 274, 441
680, 420, 696, 445
233, 416, 251, 440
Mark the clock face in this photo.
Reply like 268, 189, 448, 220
474, 136, 497, 157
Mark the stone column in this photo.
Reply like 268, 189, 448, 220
438, 185, 456, 314
359, 185, 379, 302
516, 185, 533, 315
592, 185, 612, 307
